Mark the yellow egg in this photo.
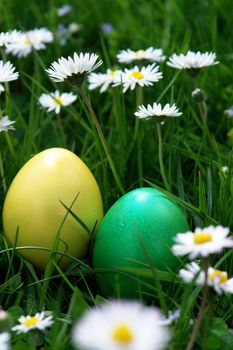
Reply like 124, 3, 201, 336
2, 148, 103, 270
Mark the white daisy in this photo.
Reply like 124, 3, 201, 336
159, 309, 180, 326
5, 31, 31, 57
0, 60, 19, 93
46, 52, 103, 84
0, 33, 6, 47
0, 30, 22, 47
88, 69, 123, 93
179, 261, 233, 295
27, 28, 53, 48
117, 47, 166, 64
0, 116, 15, 132
39, 90, 77, 114
68, 22, 81, 34
5, 28, 53, 57
134, 102, 182, 120
72, 300, 170, 350
114, 64, 162, 93
57, 4, 73, 16
12, 311, 53, 334
225, 106, 233, 118
222, 166, 229, 173
167, 51, 219, 73
0, 332, 10, 350
172, 225, 233, 259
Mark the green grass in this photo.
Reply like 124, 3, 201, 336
1, 0, 233, 349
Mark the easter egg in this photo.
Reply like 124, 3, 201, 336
3, 148, 103, 270
92, 187, 189, 298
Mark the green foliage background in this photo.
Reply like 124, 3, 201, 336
0, 0, 233, 349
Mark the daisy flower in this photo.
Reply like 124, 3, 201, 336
39, 90, 77, 114
57, 4, 73, 16
172, 225, 233, 260
46, 52, 103, 86
225, 106, 233, 118
0, 332, 10, 350
5, 28, 53, 58
167, 51, 219, 74
0, 116, 15, 132
115, 64, 162, 93
0, 60, 19, 93
100, 22, 114, 35
179, 261, 233, 295
26, 28, 53, 48
117, 47, 166, 64
0, 33, 6, 47
12, 311, 53, 334
88, 69, 123, 93
134, 102, 182, 120
0, 30, 22, 48
159, 310, 180, 326
72, 300, 170, 350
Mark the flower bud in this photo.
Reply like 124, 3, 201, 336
192, 88, 206, 103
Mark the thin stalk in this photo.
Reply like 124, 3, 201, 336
0, 105, 16, 159
78, 86, 125, 195
192, 77, 217, 153
156, 122, 170, 191
4, 133, 16, 158
56, 112, 66, 144
0, 150, 6, 192
136, 86, 143, 186
185, 258, 209, 350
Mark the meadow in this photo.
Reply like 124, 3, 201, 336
1, 0, 233, 349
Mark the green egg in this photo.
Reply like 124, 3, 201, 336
92, 187, 189, 298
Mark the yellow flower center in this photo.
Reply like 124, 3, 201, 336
53, 97, 63, 105
23, 38, 31, 45
208, 269, 228, 283
108, 70, 115, 77
134, 50, 144, 56
22, 316, 40, 327
193, 232, 212, 244
130, 71, 144, 79
112, 324, 133, 344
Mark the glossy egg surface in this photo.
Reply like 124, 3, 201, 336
92, 187, 189, 297
3, 148, 103, 269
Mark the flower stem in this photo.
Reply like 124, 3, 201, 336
136, 86, 143, 186
0, 150, 7, 193
156, 121, 170, 191
78, 86, 125, 195
192, 77, 217, 153
185, 258, 209, 350
56, 112, 66, 144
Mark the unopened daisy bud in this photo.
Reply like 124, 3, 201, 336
0, 310, 12, 332
191, 88, 206, 103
